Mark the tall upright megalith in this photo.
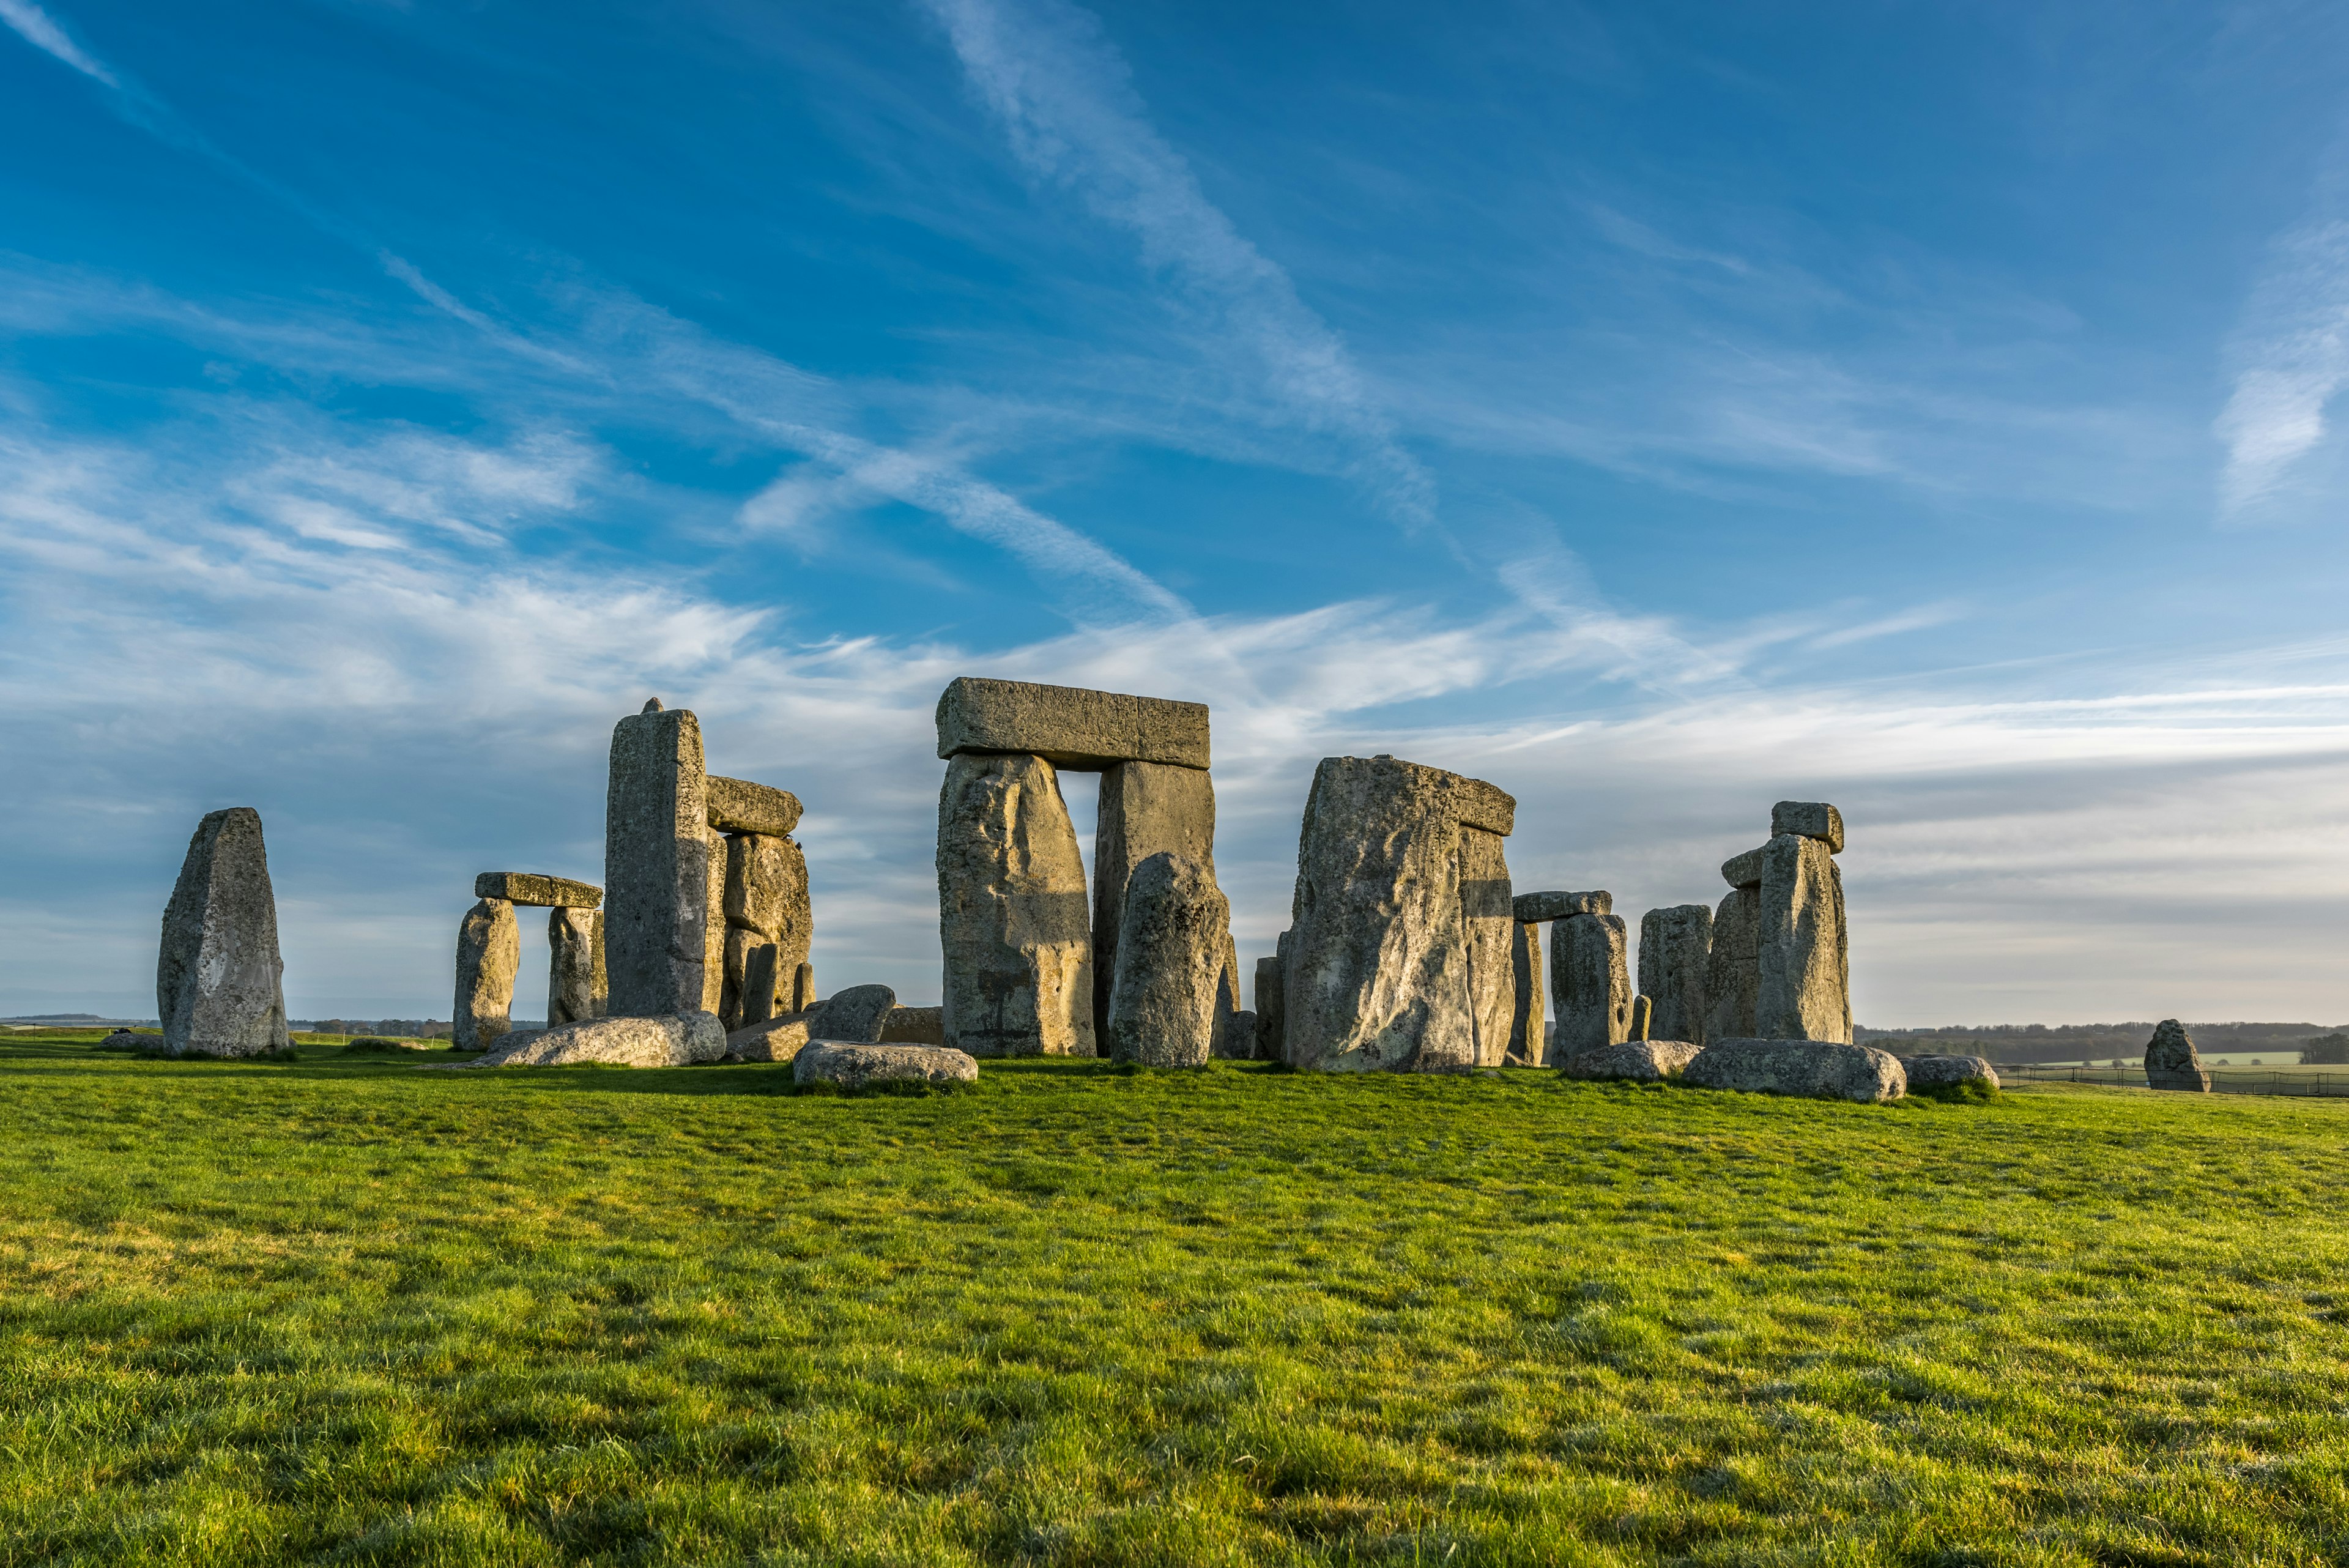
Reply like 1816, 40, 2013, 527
1757, 801, 1850, 1043
547, 907, 606, 1027
1093, 759, 1217, 1033
720, 822, 811, 1031
1105, 852, 1228, 1067
604, 700, 710, 1018
1508, 919, 1545, 1066
1638, 903, 1713, 1046
157, 807, 290, 1057
453, 897, 521, 1050
937, 751, 1096, 1057
1458, 825, 1517, 1067
1549, 897, 1630, 1063
1705, 846, 1764, 1043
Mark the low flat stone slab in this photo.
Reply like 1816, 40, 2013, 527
1720, 846, 1768, 888
477, 1011, 725, 1068
795, 1041, 979, 1089
1514, 890, 1609, 922
1770, 801, 1844, 854
1684, 1038, 1905, 1102
724, 1013, 811, 1063
1565, 1039, 1699, 1080
707, 776, 803, 836
879, 1005, 944, 1045
936, 677, 1210, 771
474, 872, 603, 908
1899, 1053, 1998, 1090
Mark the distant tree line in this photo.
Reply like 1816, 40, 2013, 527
292, 1019, 454, 1039
1855, 1022, 2347, 1066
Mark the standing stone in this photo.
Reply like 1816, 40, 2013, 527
702, 827, 728, 1016
721, 832, 811, 1031
937, 752, 1095, 1057
1254, 949, 1286, 1065
1459, 825, 1516, 1068
604, 705, 710, 1018
453, 897, 520, 1051
1757, 833, 1850, 1043
1107, 852, 1229, 1067
1550, 912, 1630, 1063
1508, 921, 1545, 1066
792, 961, 818, 1013
547, 907, 606, 1027
1283, 757, 1477, 1072
1628, 994, 1653, 1041
2145, 1019, 2211, 1092
737, 941, 782, 1028
155, 807, 290, 1058
1704, 886, 1761, 1043
1092, 760, 1216, 1033
1209, 928, 1249, 1058
1638, 903, 1713, 1047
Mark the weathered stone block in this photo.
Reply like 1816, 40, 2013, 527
454, 897, 519, 1052
1704, 885, 1760, 1041
936, 677, 1209, 770
478, 1011, 726, 1068
2145, 1019, 2211, 1092
880, 1005, 945, 1045
1901, 1053, 1998, 1091
1638, 903, 1713, 1047
1757, 834, 1850, 1044
806, 984, 898, 1045
1549, 913, 1630, 1063
702, 827, 727, 1016
724, 929, 776, 1031
157, 808, 290, 1058
1105, 852, 1228, 1067
1283, 756, 1476, 1072
1222, 1010, 1259, 1060
1254, 948, 1286, 1065
724, 1012, 810, 1063
1720, 846, 1768, 889
547, 907, 606, 1027
1770, 800, 1844, 854
937, 752, 1094, 1057
1092, 760, 1216, 1031
1460, 825, 1516, 1068
1628, 994, 1653, 1041
1566, 1039, 1700, 1080
474, 872, 603, 908
604, 707, 710, 1018
1685, 1038, 1903, 1102
1514, 890, 1610, 922
791, 961, 817, 1013
724, 833, 811, 944
1508, 921, 1545, 1066
795, 1041, 978, 1089
1209, 929, 1249, 1058
706, 775, 803, 836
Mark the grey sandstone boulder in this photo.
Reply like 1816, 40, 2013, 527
1459, 825, 1516, 1066
157, 808, 291, 1058
478, 1011, 726, 1068
1283, 756, 1477, 1072
1770, 800, 1845, 855
1705, 885, 1761, 1041
1685, 1038, 1904, 1102
1515, 890, 1609, 922
721, 831, 811, 1030
880, 1005, 945, 1045
805, 984, 899, 1045
705, 775, 803, 836
1638, 904, 1713, 1047
547, 907, 606, 1026
1091, 759, 1217, 1032
1107, 852, 1229, 1067
936, 677, 1209, 771
1549, 912, 1630, 1063
1720, 846, 1768, 890
474, 872, 602, 908
1900, 1053, 1999, 1091
1566, 1039, 1701, 1081
1757, 833, 1850, 1043
453, 897, 520, 1051
724, 1013, 811, 1063
2145, 1019, 2211, 1092
937, 752, 1095, 1057
1508, 920, 1545, 1066
795, 1042, 979, 1090
604, 705, 710, 1018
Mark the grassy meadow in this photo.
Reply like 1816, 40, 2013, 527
1, 1031, 2346, 1565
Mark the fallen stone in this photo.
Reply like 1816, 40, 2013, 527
1685, 1038, 1905, 1102
156, 808, 291, 1058
795, 1041, 979, 1089
1107, 852, 1229, 1066
604, 706, 710, 1017
2145, 1019, 2211, 1092
936, 676, 1211, 771
1283, 756, 1477, 1072
1254, 948, 1286, 1065
98, 1029, 164, 1052
1092, 759, 1217, 1031
1704, 885, 1760, 1041
1638, 903, 1713, 1047
547, 907, 606, 1027
1757, 833, 1850, 1043
453, 897, 519, 1052
1460, 825, 1516, 1068
806, 984, 899, 1045
478, 1011, 727, 1068
1508, 920, 1545, 1066
880, 1005, 945, 1045
1720, 845, 1768, 889
1770, 800, 1845, 855
706, 775, 803, 836
1513, 890, 1610, 922
724, 1013, 811, 1063
1549, 913, 1630, 1063
1900, 1053, 1999, 1091
937, 752, 1096, 1057
1565, 1039, 1701, 1081
473, 872, 603, 908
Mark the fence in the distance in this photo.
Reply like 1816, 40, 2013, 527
1995, 1064, 2349, 1098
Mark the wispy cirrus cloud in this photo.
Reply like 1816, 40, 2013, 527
2216, 217, 2349, 519
0, 0, 114, 84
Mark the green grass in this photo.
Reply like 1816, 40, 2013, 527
1, 1031, 2346, 1566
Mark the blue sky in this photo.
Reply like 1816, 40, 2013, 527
6, 0, 2349, 1025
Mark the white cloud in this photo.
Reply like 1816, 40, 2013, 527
2216, 218, 2349, 518
0, 0, 117, 86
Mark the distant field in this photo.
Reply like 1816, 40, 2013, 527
1, 1030, 2346, 1565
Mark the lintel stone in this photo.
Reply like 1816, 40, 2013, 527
935, 676, 1209, 771
707, 776, 803, 836
475, 872, 603, 908
1721, 845, 1768, 888
1770, 801, 1844, 854
1513, 889, 1610, 922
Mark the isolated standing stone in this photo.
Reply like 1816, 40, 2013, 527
1638, 903, 1713, 1047
1092, 759, 1217, 1033
1705, 885, 1761, 1042
1459, 825, 1516, 1068
1508, 920, 1545, 1066
547, 907, 606, 1027
937, 751, 1095, 1057
806, 984, 899, 1044
478, 1011, 726, 1068
1254, 949, 1286, 1065
1283, 756, 1477, 1072
2145, 1019, 2211, 1092
156, 807, 290, 1057
1757, 833, 1850, 1043
1107, 852, 1229, 1066
1685, 1038, 1904, 1103
705, 775, 803, 836
1550, 912, 1631, 1063
453, 897, 520, 1051
936, 677, 1210, 770
1566, 1039, 1701, 1081
604, 705, 710, 1017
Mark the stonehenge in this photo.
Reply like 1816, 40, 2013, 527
1757, 809, 1850, 1043
1637, 903, 1712, 1046
605, 700, 711, 1018
464, 873, 604, 1041
157, 808, 290, 1057
1550, 903, 1631, 1063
